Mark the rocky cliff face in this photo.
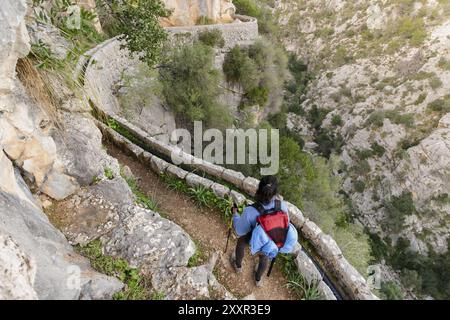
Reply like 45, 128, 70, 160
161, 0, 236, 26
0, 0, 124, 299
274, 0, 450, 254
0, 0, 232, 299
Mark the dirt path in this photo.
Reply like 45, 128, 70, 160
107, 143, 294, 300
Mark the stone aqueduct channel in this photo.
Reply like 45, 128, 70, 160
79, 16, 378, 300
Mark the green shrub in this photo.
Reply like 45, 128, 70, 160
429, 76, 443, 90
30, 40, 65, 70
371, 142, 386, 157
354, 180, 366, 193
223, 40, 288, 108
401, 269, 422, 292
339, 87, 353, 99
331, 114, 343, 126
123, 175, 158, 211
409, 71, 435, 81
388, 111, 414, 127
233, 0, 277, 35
187, 241, 206, 267
287, 54, 312, 95
384, 237, 450, 299
366, 110, 385, 127
413, 93, 427, 105
384, 192, 415, 233
427, 95, 450, 113
160, 42, 232, 129
396, 16, 427, 46
334, 46, 352, 66
366, 110, 414, 128
198, 29, 225, 48
307, 105, 330, 130
246, 86, 269, 106
77, 240, 149, 300
353, 159, 371, 176
279, 254, 322, 300
355, 148, 373, 160
400, 136, 421, 150
104, 167, 114, 180
437, 57, 450, 70
315, 27, 335, 38
314, 129, 344, 158
380, 281, 405, 300
223, 46, 258, 86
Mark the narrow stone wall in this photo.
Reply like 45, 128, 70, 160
165, 15, 258, 49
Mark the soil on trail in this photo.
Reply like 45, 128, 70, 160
107, 143, 295, 300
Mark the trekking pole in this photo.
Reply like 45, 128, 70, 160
224, 202, 238, 253
267, 256, 276, 277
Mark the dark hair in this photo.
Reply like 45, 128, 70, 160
255, 176, 279, 205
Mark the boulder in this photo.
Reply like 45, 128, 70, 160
52, 112, 110, 187
50, 178, 133, 246
152, 252, 234, 299
104, 206, 196, 270
0, 188, 123, 299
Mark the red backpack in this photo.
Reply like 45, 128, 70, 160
253, 200, 289, 247
252, 200, 289, 276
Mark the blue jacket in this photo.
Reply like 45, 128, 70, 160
233, 198, 298, 259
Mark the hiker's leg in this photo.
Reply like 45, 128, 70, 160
235, 234, 251, 268
255, 254, 269, 281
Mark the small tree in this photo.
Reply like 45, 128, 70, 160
159, 42, 232, 129
105, 0, 171, 67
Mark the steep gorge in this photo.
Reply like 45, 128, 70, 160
271, 0, 450, 299
2, 0, 448, 301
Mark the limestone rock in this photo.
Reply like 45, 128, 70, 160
52, 112, 109, 187
51, 178, 133, 246
152, 253, 234, 299
0, 0, 30, 93
0, 234, 38, 300
0, 187, 123, 300
161, 0, 236, 27
104, 206, 196, 270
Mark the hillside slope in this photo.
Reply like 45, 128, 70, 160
273, 0, 450, 298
